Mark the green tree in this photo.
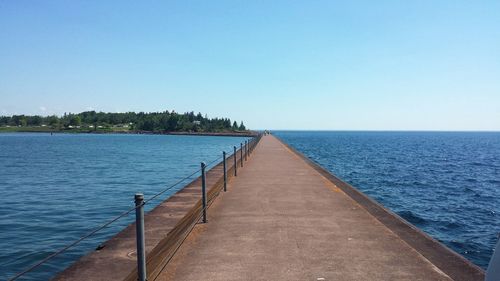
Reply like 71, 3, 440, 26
0, 116, 9, 126
167, 115, 179, 131
238, 121, 246, 131
47, 115, 59, 127
28, 116, 42, 126
69, 116, 81, 126
20, 118, 27, 127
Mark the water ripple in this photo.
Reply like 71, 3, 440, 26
276, 131, 500, 269
0, 133, 248, 280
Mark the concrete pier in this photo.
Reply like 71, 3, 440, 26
155, 135, 484, 281
54, 142, 251, 281
54, 134, 484, 281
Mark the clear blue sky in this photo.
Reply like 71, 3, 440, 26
1, 1, 499, 130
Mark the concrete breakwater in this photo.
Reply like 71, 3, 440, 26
156, 135, 484, 281
56, 134, 484, 281
53, 135, 261, 281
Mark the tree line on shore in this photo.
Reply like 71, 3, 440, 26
0, 111, 247, 132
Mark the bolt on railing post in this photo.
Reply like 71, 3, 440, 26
245, 140, 248, 161
201, 162, 207, 223
233, 146, 237, 176
240, 143, 243, 167
134, 193, 147, 281
223, 151, 227, 192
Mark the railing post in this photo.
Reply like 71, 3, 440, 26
240, 143, 243, 167
223, 151, 227, 192
201, 162, 207, 223
233, 146, 237, 176
245, 140, 248, 161
134, 193, 147, 281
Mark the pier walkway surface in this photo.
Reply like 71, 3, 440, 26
156, 135, 482, 281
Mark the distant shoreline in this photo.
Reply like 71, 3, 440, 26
0, 127, 257, 137
137, 131, 258, 137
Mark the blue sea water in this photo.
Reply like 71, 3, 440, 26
274, 131, 500, 269
0, 133, 248, 280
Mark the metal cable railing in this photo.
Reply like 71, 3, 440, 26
152, 178, 226, 279
7, 163, 203, 281
7, 135, 262, 281
7, 203, 139, 281
143, 168, 201, 205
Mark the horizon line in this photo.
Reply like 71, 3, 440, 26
264, 129, 500, 133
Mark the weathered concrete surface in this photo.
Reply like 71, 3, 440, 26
53, 148, 246, 281
156, 135, 483, 281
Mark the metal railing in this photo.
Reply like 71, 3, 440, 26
7, 133, 262, 281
